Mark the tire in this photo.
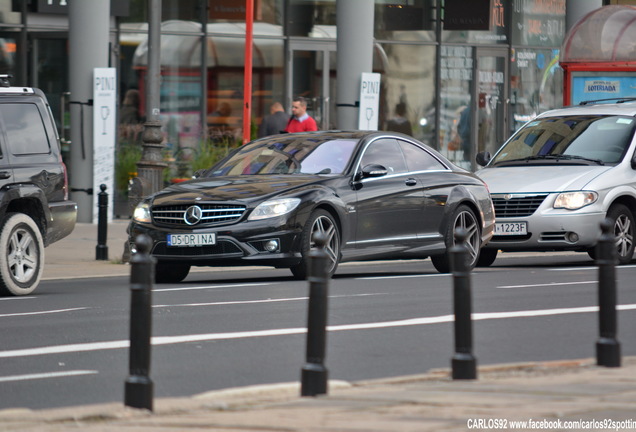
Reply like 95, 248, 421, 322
476, 248, 498, 267
290, 209, 340, 280
431, 205, 481, 274
155, 262, 191, 283
0, 213, 44, 296
606, 203, 635, 265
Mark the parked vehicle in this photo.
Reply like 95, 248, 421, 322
476, 99, 636, 266
0, 76, 77, 295
128, 131, 495, 282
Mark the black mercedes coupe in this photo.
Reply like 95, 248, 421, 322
128, 131, 494, 282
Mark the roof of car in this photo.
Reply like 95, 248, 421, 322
539, 101, 636, 118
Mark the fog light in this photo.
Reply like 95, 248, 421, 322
567, 232, 579, 243
264, 239, 279, 252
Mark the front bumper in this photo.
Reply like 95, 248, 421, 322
485, 210, 605, 252
128, 220, 304, 268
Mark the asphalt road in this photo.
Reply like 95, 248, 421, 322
1, 254, 635, 410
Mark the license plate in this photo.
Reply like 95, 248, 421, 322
167, 233, 216, 247
494, 222, 527, 236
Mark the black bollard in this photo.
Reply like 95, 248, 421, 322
95, 184, 109, 261
124, 234, 155, 410
595, 218, 621, 367
450, 228, 477, 380
301, 232, 329, 397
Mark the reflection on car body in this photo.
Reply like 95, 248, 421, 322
129, 131, 495, 282
476, 101, 636, 266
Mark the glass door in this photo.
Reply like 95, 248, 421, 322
287, 40, 336, 130
474, 47, 508, 160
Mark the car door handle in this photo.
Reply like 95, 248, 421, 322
405, 178, 418, 186
0, 171, 10, 179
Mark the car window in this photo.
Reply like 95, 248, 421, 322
0, 103, 51, 155
491, 115, 635, 165
360, 138, 407, 174
398, 140, 446, 171
209, 138, 357, 176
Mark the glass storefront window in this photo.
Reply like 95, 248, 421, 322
510, 48, 562, 133
439, 45, 472, 169
378, 43, 436, 146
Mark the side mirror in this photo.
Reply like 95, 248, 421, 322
631, 153, 636, 170
476, 151, 491, 167
361, 164, 388, 179
192, 169, 205, 179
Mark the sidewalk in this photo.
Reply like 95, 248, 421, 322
1, 358, 635, 431
6, 221, 632, 431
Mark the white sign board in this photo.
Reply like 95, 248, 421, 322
358, 72, 381, 130
93, 67, 117, 223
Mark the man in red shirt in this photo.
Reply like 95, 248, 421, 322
285, 96, 318, 132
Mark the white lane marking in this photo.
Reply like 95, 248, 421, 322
0, 370, 98, 383
0, 297, 36, 301
0, 308, 89, 318
154, 283, 271, 292
154, 293, 385, 308
549, 264, 636, 271
1, 303, 635, 359
498, 281, 597, 289
356, 274, 448, 280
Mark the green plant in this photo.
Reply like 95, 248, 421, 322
115, 142, 142, 195
191, 137, 241, 173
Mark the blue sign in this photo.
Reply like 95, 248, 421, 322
571, 75, 636, 105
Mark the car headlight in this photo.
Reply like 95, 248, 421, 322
133, 202, 152, 223
248, 198, 301, 221
553, 191, 598, 210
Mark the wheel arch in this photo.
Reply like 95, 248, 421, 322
607, 194, 636, 219
443, 186, 485, 238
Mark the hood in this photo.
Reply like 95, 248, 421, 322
476, 165, 612, 194
150, 175, 328, 205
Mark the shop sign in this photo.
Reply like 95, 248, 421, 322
571, 74, 636, 105
358, 73, 381, 131
209, 0, 261, 20
511, 0, 565, 47
93, 67, 117, 224
14, 0, 130, 16
444, 0, 492, 30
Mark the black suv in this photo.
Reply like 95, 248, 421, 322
0, 76, 76, 295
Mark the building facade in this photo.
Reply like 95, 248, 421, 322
0, 0, 620, 215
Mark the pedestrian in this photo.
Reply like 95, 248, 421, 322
119, 88, 142, 142
285, 96, 318, 133
258, 102, 289, 137
385, 102, 412, 135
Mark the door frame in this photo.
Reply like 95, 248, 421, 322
287, 39, 336, 130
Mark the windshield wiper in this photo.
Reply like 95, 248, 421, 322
552, 154, 605, 165
494, 154, 604, 166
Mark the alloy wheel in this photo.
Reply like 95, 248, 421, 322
310, 215, 340, 273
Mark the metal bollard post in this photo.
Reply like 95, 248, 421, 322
95, 184, 109, 261
301, 232, 329, 397
450, 228, 477, 380
595, 218, 621, 367
124, 234, 155, 410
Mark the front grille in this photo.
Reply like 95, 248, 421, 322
492, 194, 548, 218
152, 203, 246, 227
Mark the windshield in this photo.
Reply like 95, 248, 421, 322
207, 137, 358, 176
491, 115, 636, 166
